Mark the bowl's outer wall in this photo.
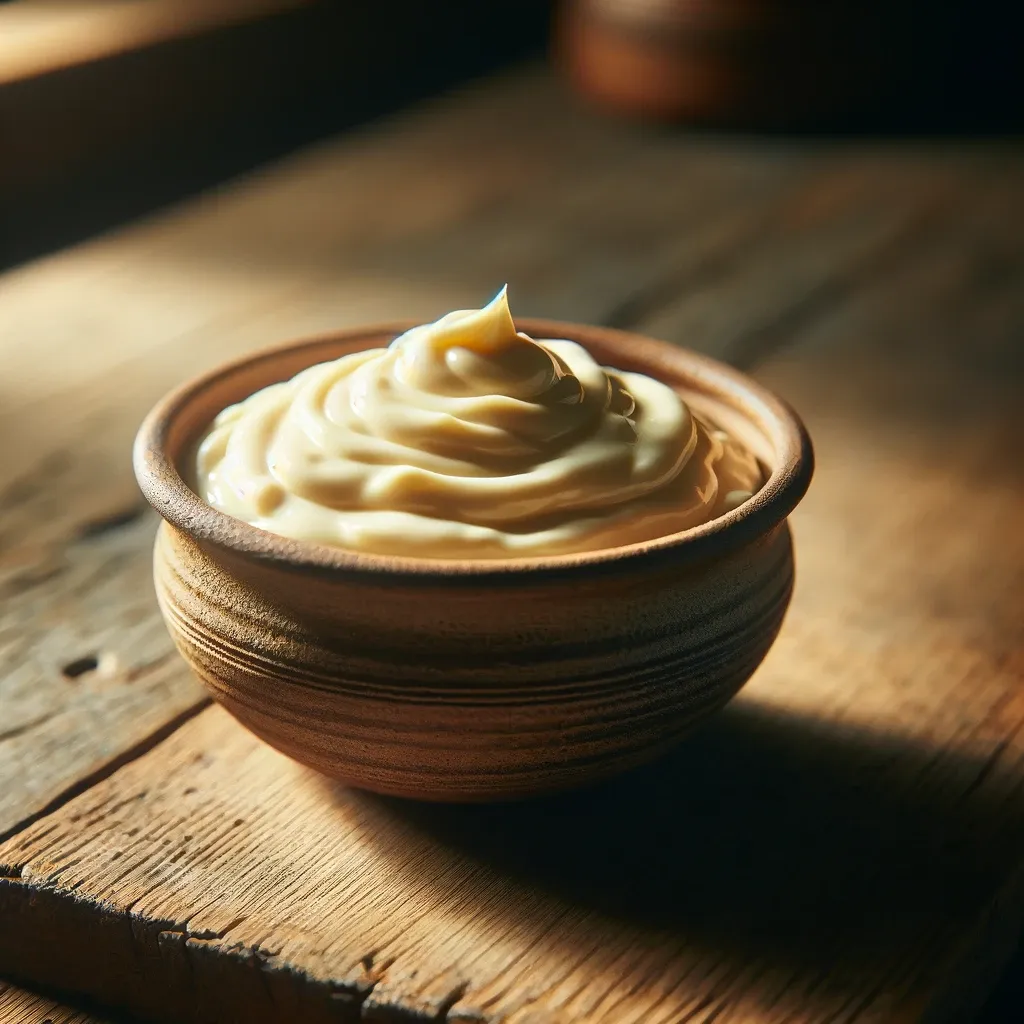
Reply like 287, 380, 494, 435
154, 520, 795, 800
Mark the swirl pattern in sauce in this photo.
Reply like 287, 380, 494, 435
195, 288, 761, 558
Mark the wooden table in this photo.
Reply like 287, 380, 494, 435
1, 64, 1023, 1024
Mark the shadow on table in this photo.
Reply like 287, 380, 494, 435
335, 700, 1024, 1009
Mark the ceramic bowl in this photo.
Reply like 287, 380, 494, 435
134, 320, 812, 801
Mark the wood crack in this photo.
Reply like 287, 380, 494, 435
75, 504, 149, 541
724, 196, 961, 371
601, 176, 813, 334
960, 738, 1015, 805
0, 699, 210, 845
436, 980, 470, 1022
607, 164, 979, 374
0, 713, 56, 744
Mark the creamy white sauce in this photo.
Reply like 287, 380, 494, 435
196, 288, 761, 558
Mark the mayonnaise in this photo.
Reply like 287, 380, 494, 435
195, 288, 762, 558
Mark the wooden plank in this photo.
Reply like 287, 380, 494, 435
0, 979, 110, 1024
0, 149, 1021, 1022
0, 511, 208, 844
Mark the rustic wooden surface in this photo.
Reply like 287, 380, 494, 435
0, 980, 110, 1024
0, 64, 1022, 1022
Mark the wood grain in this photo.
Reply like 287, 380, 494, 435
0, 130, 1021, 1020
0, 510, 207, 843
0, 979, 110, 1024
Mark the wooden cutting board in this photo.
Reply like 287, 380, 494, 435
1, 65, 1022, 1024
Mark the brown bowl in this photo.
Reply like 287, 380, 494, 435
133, 320, 813, 801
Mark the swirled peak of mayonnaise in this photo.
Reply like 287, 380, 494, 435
195, 288, 762, 558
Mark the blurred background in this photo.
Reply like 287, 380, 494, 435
3, 0, 1022, 269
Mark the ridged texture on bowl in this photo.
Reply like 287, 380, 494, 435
154, 520, 794, 800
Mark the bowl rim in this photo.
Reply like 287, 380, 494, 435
134, 318, 813, 583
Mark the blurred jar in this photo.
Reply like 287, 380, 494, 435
554, 0, 1011, 129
